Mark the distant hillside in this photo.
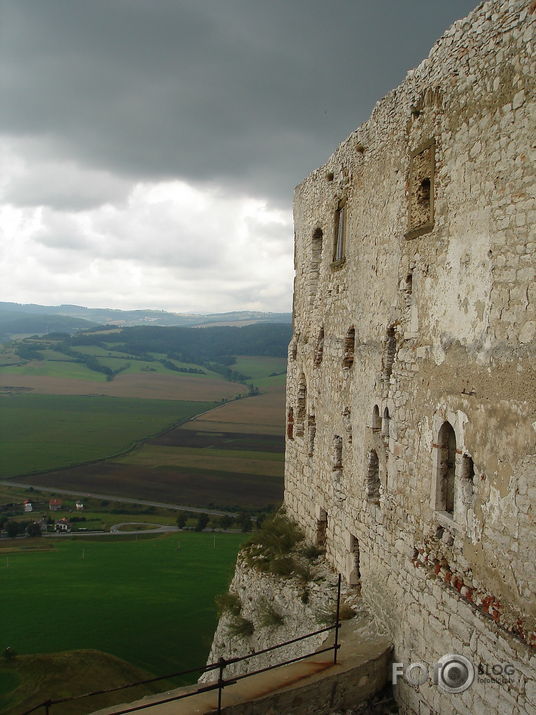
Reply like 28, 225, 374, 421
0, 302, 292, 335
2, 323, 291, 385
0, 309, 98, 339
73, 323, 292, 361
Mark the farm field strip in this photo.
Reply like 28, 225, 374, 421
186, 390, 286, 429
115, 444, 284, 477
115, 450, 283, 478
0, 394, 215, 478
0, 372, 242, 401
150, 428, 284, 452
181, 419, 284, 435
19, 461, 283, 509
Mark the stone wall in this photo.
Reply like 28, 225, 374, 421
285, 0, 535, 713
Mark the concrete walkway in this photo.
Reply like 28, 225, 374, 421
95, 618, 392, 714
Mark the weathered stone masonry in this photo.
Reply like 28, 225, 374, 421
286, 1, 535, 713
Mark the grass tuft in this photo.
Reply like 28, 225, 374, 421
227, 616, 254, 638
257, 599, 284, 628
242, 513, 304, 576
215, 591, 242, 617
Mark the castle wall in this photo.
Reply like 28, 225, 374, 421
285, 1, 535, 712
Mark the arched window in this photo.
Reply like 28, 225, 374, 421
333, 201, 346, 263
342, 407, 352, 443
382, 407, 390, 439
437, 422, 456, 515
309, 229, 323, 303
372, 405, 381, 431
343, 327, 355, 369
314, 328, 324, 367
287, 408, 294, 440
333, 435, 343, 471
366, 450, 380, 503
382, 326, 396, 381
404, 272, 413, 311
307, 415, 316, 456
296, 374, 306, 437
348, 534, 361, 585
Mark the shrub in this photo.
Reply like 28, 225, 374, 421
195, 514, 209, 532
258, 599, 284, 628
26, 522, 42, 538
242, 513, 304, 575
293, 563, 313, 582
215, 591, 242, 617
227, 616, 254, 638
268, 556, 297, 576
301, 544, 324, 561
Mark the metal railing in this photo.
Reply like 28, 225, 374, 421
24, 574, 342, 715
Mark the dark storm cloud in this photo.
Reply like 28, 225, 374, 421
1, 0, 480, 203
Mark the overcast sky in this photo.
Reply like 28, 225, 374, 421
0, 0, 479, 314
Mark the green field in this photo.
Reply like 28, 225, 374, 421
0, 394, 214, 478
0, 359, 106, 381
0, 533, 245, 697
231, 356, 287, 380
231, 355, 287, 391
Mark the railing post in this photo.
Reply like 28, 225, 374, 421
217, 657, 226, 713
333, 573, 342, 664
45, 700, 51, 715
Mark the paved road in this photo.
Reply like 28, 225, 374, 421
110, 522, 178, 534
0, 480, 237, 518
42, 524, 242, 538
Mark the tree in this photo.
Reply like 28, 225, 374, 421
176, 513, 187, 529
6, 521, 20, 538
26, 522, 42, 538
195, 514, 209, 532
237, 512, 252, 533
220, 515, 233, 530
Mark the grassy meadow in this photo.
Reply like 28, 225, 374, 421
0, 532, 245, 711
